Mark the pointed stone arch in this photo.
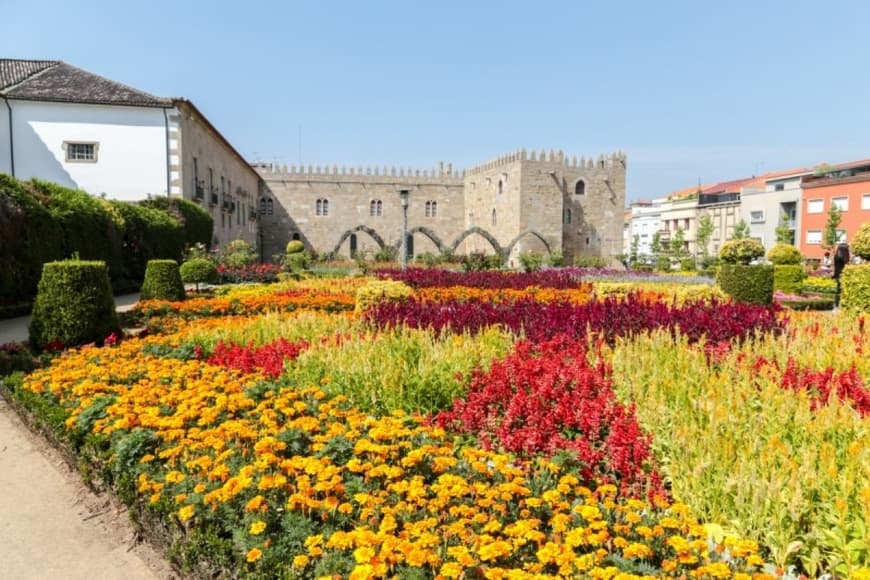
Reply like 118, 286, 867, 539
505, 230, 552, 258
405, 226, 445, 253
449, 226, 503, 256
332, 225, 386, 255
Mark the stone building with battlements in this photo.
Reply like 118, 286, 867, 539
256, 148, 626, 267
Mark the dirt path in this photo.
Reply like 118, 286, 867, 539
0, 393, 179, 580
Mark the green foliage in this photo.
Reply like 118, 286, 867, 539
415, 252, 442, 267
218, 239, 257, 269
852, 221, 870, 260
803, 276, 837, 295
461, 252, 501, 272
696, 214, 714, 257
286, 240, 305, 254
717, 264, 774, 304
730, 219, 750, 240
109, 201, 185, 286
719, 238, 765, 265
840, 264, 870, 313
28, 260, 120, 349
546, 249, 565, 268
141, 196, 213, 249
680, 257, 697, 272
775, 214, 794, 245
629, 235, 640, 266
823, 204, 843, 249
518, 252, 544, 272
573, 255, 607, 268
179, 258, 218, 290
655, 256, 672, 272
650, 231, 662, 256
285, 251, 311, 273
767, 243, 802, 265
669, 227, 687, 257
773, 265, 806, 294
140, 260, 185, 301
374, 246, 396, 263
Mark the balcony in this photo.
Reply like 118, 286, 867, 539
194, 183, 204, 200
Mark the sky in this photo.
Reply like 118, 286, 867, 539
3, 0, 869, 202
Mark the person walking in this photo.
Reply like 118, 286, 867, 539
833, 243, 850, 309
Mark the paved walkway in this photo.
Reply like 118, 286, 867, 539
0, 293, 140, 344
0, 293, 179, 579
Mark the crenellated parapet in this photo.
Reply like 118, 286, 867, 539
254, 160, 464, 184
465, 148, 626, 175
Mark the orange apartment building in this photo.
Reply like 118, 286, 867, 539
799, 159, 870, 259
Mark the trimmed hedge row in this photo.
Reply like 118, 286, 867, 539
717, 264, 774, 304
0, 175, 213, 307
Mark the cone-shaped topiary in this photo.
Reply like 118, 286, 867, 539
179, 258, 218, 291
767, 243, 802, 265
140, 259, 185, 301
29, 260, 120, 349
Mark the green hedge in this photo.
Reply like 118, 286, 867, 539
0, 174, 203, 309
773, 265, 806, 295
840, 264, 870, 313
29, 260, 120, 349
180, 258, 218, 289
717, 264, 774, 304
140, 260, 186, 301
141, 196, 213, 249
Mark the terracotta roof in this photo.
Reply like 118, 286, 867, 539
0, 59, 58, 90
701, 175, 763, 195
760, 166, 810, 181
666, 185, 704, 200
0, 59, 171, 108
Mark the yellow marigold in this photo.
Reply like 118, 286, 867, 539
246, 548, 262, 563
292, 554, 309, 568
353, 545, 376, 564
349, 563, 375, 580
165, 470, 186, 484
249, 520, 267, 535
439, 562, 463, 578
178, 504, 195, 522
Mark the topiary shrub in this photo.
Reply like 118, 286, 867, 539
140, 259, 185, 301
840, 265, 870, 313
767, 243, 802, 265
285, 251, 311, 274
680, 257, 697, 272
654, 256, 672, 272
852, 222, 870, 261
719, 238, 765, 265
179, 258, 218, 291
29, 260, 120, 349
286, 240, 305, 254
717, 264, 774, 304
773, 265, 806, 294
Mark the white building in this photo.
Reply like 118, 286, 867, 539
626, 200, 660, 258
0, 59, 258, 249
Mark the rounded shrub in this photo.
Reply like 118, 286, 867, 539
29, 260, 120, 349
767, 243, 802, 265
140, 259, 185, 301
719, 238, 765, 265
655, 256, 672, 272
773, 265, 806, 294
852, 222, 870, 260
717, 264, 774, 304
179, 258, 218, 290
840, 265, 870, 313
680, 257, 697, 272
286, 240, 305, 254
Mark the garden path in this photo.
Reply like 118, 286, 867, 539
0, 293, 179, 579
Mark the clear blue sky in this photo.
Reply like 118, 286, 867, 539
4, 0, 868, 202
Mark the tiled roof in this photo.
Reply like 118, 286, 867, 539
701, 176, 762, 195
0, 59, 171, 108
0, 59, 58, 90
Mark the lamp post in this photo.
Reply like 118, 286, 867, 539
399, 189, 410, 271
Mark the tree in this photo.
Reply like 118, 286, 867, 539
650, 231, 662, 257
775, 214, 794, 245
696, 214, 714, 258
670, 227, 687, 258
731, 219, 750, 240
629, 234, 640, 266
823, 204, 843, 250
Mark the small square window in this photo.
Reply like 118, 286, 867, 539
806, 230, 822, 244
65, 142, 98, 162
832, 196, 849, 211
749, 210, 765, 223
862, 193, 870, 211
774, 183, 785, 191
807, 199, 824, 214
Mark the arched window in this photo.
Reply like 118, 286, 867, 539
425, 200, 438, 218
574, 180, 586, 196
491, 208, 497, 226
498, 180, 503, 195
563, 208, 572, 225
316, 198, 329, 216
259, 197, 273, 216
369, 199, 382, 216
